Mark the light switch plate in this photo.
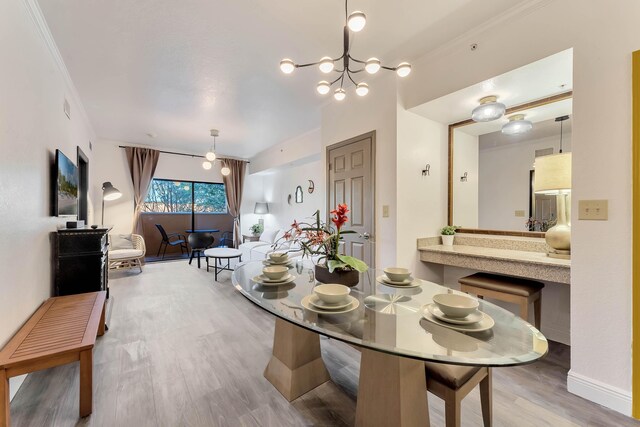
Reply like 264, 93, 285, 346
514, 210, 525, 217
382, 205, 390, 218
578, 200, 608, 220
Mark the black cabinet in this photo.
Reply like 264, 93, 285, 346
54, 227, 111, 297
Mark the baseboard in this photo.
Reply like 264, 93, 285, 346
540, 324, 570, 346
567, 370, 632, 416
9, 374, 27, 401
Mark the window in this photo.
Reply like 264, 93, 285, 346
143, 179, 227, 214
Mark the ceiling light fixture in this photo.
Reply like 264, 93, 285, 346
471, 95, 506, 122
502, 114, 533, 135
221, 163, 231, 176
203, 129, 223, 171
279, 0, 410, 100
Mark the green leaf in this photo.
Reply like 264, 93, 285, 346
327, 260, 347, 273
339, 230, 356, 234
336, 255, 368, 272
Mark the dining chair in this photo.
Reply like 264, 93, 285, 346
187, 232, 215, 268
425, 362, 492, 427
154, 224, 188, 259
217, 231, 234, 248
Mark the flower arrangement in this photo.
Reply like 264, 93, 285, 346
278, 204, 368, 273
440, 225, 460, 236
250, 223, 264, 235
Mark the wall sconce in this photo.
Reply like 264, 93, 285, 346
422, 164, 430, 176
460, 172, 468, 182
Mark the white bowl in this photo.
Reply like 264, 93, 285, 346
269, 252, 289, 263
432, 293, 479, 318
262, 265, 288, 280
313, 284, 350, 304
384, 267, 411, 282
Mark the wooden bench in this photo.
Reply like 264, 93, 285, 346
0, 291, 106, 427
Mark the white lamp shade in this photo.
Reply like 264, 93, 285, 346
396, 62, 411, 77
534, 153, 572, 194
205, 151, 216, 161
317, 81, 331, 95
502, 114, 533, 135
355, 83, 369, 96
202, 161, 212, 170
347, 11, 366, 32
471, 96, 506, 122
280, 59, 295, 74
221, 165, 231, 176
319, 57, 334, 74
365, 58, 380, 74
254, 202, 269, 214
334, 88, 346, 101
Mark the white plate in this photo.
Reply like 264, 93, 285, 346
263, 259, 293, 266
426, 303, 484, 325
301, 295, 360, 314
422, 308, 495, 332
252, 274, 296, 286
308, 294, 353, 310
376, 275, 420, 288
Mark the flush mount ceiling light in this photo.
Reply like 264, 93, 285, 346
280, 0, 411, 101
471, 95, 506, 122
502, 114, 533, 135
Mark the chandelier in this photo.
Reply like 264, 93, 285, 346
202, 129, 230, 176
279, 0, 411, 101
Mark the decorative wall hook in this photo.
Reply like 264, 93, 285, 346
460, 172, 468, 182
308, 180, 315, 193
422, 164, 430, 176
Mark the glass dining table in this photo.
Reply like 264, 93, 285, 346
232, 260, 548, 426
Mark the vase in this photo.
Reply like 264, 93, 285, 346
314, 264, 360, 287
441, 234, 455, 246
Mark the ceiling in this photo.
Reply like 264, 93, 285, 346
411, 48, 573, 124
39, 0, 525, 158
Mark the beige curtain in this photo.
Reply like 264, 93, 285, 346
221, 158, 247, 248
125, 147, 160, 235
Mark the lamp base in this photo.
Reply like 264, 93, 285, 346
547, 249, 571, 260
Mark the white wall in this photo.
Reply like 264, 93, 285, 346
92, 140, 226, 234
321, 74, 398, 268
452, 129, 479, 228
400, 0, 638, 414
479, 133, 572, 231
0, 0, 96, 398
395, 109, 447, 282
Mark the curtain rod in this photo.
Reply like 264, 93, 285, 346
118, 145, 250, 163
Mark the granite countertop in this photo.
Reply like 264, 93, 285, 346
417, 244, 570, 269
417, 234, 570, 284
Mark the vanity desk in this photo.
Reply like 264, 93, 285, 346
418, 234, 570, 284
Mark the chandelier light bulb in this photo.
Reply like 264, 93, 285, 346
347, 11, 367, 32
319, 57, 335, 74
205, 151, 216, 161
396, 62, 412, 77
221, 165, 231, 176
334, 88, 346, 101
365, 58, 381, 74
280, 59, 295, 74
202, 161, 212, 170
356, 83, 369, 97
317, 81, 331, 95
502, 114, 533, 135
471, 95, 506, 122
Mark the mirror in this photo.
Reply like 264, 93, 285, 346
451, 94, 572, 233
295, 185, 303, 203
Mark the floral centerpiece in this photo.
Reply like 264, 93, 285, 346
277, 204, 368, 286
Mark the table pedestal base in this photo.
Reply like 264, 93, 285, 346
264, 318, 330, 401
355, 348, 430, 427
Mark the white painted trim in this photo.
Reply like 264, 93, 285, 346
9, 375, 27, 402
20, 0, 95, 136
567, 370, 632, 416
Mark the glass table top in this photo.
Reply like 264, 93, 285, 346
232, 260, 548, 367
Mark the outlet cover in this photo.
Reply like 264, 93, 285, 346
514, 210, 525, 217
578, 200, 608, 220
382, 205, 390, 218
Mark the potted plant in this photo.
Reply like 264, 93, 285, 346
277, 204, 368, 286
250, 223, 264, 236
440, 225, 459, 246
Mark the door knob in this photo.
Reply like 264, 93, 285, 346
360, 232, 371, 240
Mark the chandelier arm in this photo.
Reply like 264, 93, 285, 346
348, 55, 366, 64
295, 61, 321, 68
346, 70, 358, 86
340, 73, 345, 89
380, 65, 397, 71
330, 75, 343, 85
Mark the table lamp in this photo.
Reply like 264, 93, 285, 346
102, 181, 122, 225
254, 202, 269, 226
534, 153, 571, 259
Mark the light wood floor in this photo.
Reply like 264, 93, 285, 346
9, 261, 640, 426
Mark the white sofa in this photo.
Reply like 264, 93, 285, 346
239, 227, 303, 262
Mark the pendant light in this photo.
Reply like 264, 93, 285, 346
203, 129, 220, 170
502, 114, 533, 135
555, 115, 569, 153
279, 0, 410, 100
221, 162, 231, 176
471, 95, 506, 122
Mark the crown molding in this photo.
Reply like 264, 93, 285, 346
20, 0, 96, 137
413, 0, 555, 64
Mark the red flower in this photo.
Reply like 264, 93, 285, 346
330, 203, 349, 231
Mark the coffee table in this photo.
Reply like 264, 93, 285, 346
232, 260, 548, 426
204, 248, 242, 282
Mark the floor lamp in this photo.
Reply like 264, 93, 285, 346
102, 181, 122, 225
534, 153, 571, 259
